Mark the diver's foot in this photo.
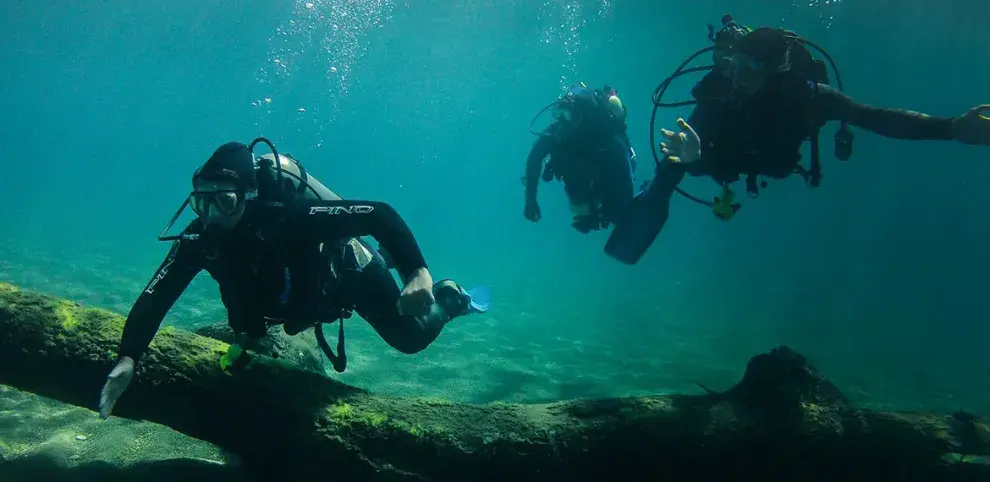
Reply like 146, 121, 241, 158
433, 279, 491, 319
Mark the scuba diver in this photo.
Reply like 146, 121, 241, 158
98, 138, 491, 419
523, 82, 638, 234
605, 14, 990, 265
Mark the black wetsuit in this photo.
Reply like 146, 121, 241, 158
624, 72, 956, 237
119, 199, 445, 363
524, 120, 636, 231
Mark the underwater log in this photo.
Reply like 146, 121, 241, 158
1, 281, 989, 482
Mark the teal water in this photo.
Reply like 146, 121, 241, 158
1, 1, 988, 410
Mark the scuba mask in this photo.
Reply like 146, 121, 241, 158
726, 46, 793, 94
552, 102, 578, 123
189, 189, 247, 218
158, 137, 283, 241
550, 83, 593, 128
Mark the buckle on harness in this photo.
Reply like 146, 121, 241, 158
316, 316, 348, 373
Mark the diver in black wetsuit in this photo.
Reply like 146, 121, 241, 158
98, 138, 491, 419
605, 16, 990, 265
523, 83, 637, 234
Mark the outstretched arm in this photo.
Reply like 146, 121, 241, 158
118, 239, 203, 363
101, 235, 204, 419
294, 200, 428, 282
814, 84, 955, 140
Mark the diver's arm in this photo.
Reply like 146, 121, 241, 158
117, 239, 203, 363
814, 84, 955, 140
296, 200, 428, 281
524, 129, 557, 202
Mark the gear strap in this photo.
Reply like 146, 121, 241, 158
316, 316, 347, 373
807, 127, 823, 187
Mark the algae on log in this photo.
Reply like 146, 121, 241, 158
1, 281, 989, 482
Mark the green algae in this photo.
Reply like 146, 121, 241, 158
327, 401, 389, 428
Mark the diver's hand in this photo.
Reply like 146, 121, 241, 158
99, 356, 135, 419
398, 268, 436, 318
524, 200, 542, 222
659, 118, 701, 164
953, 105, 990, 146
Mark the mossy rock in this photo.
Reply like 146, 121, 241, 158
194, 322, 324, 374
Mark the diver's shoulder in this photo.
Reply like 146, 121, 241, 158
809, 82, 852, 108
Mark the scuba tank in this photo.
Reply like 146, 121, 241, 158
254, 152, 342, 204
253, 151, 385, 265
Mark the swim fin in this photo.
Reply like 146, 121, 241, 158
434, 279, 491, 316
604, 181, 669, 265
465, 286, 491, 314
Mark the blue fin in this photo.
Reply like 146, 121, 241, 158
465, 286, 491, 314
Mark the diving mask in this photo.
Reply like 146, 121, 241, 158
190, 190, 244, 218
726, 53, 767, 87
553, 104, 575, 122
727, 49, 791, 93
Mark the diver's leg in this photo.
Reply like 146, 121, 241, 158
346, 257, 447, 354
563, 180, 598, 232
604, 160, 686, 265
598, 140, 636, 225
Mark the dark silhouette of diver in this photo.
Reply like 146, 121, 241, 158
523, 82, 638, 234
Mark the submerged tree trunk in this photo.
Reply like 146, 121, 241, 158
0, 281, 988, 482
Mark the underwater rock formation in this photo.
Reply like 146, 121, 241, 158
0, 281, 989, 482
194, 321, 325, 374
0, 384, 245, 482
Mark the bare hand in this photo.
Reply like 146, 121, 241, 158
99, 356, 135, 419
524, 200, 542, 222
659, 118, 701, 164
398, 268, 436, 317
